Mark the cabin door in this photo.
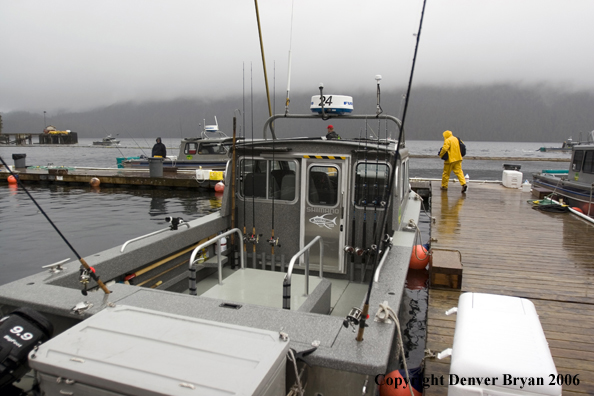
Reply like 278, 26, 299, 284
300, 158, 349, 273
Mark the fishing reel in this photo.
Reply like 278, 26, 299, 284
342, 307, 363, 333
267, 237, 281, 248
165, 216, 186, 230
79, 267, 92, 296
355, 247, 366, 257
245, 233, 262, 244
344, 246, 355, 254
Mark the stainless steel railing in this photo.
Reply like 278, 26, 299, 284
283, 236, 323, 310
188, 228, 244, 296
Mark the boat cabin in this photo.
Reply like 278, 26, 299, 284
231, 133, 410, 281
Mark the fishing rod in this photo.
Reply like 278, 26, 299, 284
126, 130, 148, 156
254, 0, 273, 119
356, 0, 427, 342
0, 156, 110, 296
360, 121, 369, 283
247, 62, 261, 268
347, 129, 363, 280
242, 63, 248, 263
102, 127, 126, 158
268, 63, 280, 262
284, 0, 295, 115
231, 116, 238, 267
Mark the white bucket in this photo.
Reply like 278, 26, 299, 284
522, 182, 531, 192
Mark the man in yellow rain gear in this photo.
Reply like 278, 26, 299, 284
439, 130, 467, 193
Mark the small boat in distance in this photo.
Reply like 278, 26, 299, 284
538, 137, 576, 152
93, 134, 120, 146
121, 117, 233, 170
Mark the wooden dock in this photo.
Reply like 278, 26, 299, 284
0, 167, 223, 190
424, 182, 594, 396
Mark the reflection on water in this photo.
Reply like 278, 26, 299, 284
400, 269, 429, 368
398, 197, 431, 370
0, 184, 221, 286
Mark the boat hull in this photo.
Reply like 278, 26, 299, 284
532, 173, 594, 216
122, 159, 227, 169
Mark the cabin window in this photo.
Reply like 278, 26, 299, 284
354, 163, 389, 207
582, 151, 594, 174
308, 166, 338, 206
240, 159, 297, 201
184, 142, 198, 155
572, 150, 584, 172
199, 142, 228, 155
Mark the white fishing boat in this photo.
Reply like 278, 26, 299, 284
92, 134, 120, 146
0, 85, 425, 395
121, 119, 232, 170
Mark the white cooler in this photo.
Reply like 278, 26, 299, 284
447, 293, 561, 396
502, 170, 523, 188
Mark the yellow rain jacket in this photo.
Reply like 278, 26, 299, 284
439, 130, 463, 163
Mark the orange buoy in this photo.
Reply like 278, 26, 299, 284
214, 182, 225, 192
379, 368, 423, 396
409, 245, 429, 270
572, 207, 583, 213
90, 177, 100, 187
7, 175, 18, 184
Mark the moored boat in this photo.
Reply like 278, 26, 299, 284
121, 118, 233, 170
533, 130, 594, 217
92, 134, 120, 146
0, 87, 423, 395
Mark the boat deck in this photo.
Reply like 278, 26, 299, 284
424, 182, 594, 396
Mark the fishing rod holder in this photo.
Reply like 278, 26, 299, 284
342, 307, 363, 333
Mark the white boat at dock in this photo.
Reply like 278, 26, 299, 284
0, 87, 424, 395
121, 119, 232, 170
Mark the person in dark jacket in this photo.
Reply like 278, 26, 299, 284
325, 125, 341, 140
152, 137, 167, 158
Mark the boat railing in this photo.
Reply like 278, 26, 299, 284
373, 245, 392, 283
120, 223, 191, 253
283, 236, 323, 310
188, 228, 244, 296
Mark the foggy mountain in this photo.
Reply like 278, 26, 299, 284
2, 84, 594, 142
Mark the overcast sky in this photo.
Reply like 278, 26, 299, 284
1, 0, 593, 113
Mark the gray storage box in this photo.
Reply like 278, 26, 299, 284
29, 305, 289, 396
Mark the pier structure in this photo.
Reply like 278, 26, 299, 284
0, 167, 223, 190
424, 182, 594, 396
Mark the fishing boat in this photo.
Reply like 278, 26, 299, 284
532, 130, 594, 217
0, 87, 424, 395
120, 118, 233, 170
92, 134, 120, 146
537, 137, 577, 152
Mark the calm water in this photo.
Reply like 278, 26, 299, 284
0, 139, 569, 286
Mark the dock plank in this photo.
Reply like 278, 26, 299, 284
424, 183, 594, 396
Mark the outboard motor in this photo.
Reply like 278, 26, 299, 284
0, 307, 53, 391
